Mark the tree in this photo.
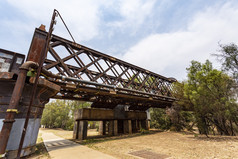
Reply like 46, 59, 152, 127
41, 100, 91, 130
215, 43, 238, 83
150, 108, 172, 130
184, 60, 238, 136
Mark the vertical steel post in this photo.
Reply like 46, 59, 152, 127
16, 9, 58, 158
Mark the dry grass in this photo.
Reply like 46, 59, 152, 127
32, 128, 238, 159
81, 130, 238, 159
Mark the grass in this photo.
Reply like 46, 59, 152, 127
27, 128, 238, 159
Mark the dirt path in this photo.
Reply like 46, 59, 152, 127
40, 130, 115, 159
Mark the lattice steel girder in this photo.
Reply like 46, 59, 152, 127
31, 28, 176, 106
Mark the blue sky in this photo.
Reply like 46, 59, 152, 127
1, 0, 238, 80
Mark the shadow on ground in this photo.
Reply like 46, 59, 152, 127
188, 135, 238, 142
71, 129, 163, 145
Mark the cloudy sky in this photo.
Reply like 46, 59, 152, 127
1, 0, 238, 81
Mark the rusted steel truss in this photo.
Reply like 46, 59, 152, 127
33, 29, 176, 110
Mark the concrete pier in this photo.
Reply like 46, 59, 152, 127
73, 108, 149, 140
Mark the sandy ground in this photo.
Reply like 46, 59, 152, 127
83, 131, 238, 159
33, 129, 238, 159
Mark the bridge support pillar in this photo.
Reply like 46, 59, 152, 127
114, 120, 118, 136
108, 120, 114, 136
123, 120, 128, 133
128, 120, 132, 134
123, 120, 132, 134
73, 121, 79, 139
135, 120, 139, 131
77, 120, 88, 140
131, 120, 137, 133
146, 119, 150, 130
99, 121, 106, 135
138, 120, 142, 130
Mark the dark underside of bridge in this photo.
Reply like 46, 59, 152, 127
31, 28, 176, 111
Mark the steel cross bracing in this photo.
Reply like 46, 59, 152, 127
35, 29, 176, 110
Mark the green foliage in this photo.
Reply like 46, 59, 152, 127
184, 60, 238, 136
150, 108, 172, 130
41, 100, 91, 130
150, 81, 196, 131
180, 111, 195, 131
215, 43, 238, 83
150, 59, 237, 136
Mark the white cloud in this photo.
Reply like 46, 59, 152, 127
6, 0, 103, 41
108, 0, 156, 34
122, 2, 238, 80
4, 0, 158, 44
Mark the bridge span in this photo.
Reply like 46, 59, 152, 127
0, 10, 176, 158
36, 28, 176, 111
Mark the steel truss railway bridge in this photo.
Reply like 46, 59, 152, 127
42, 27, 176, 110
0, 10, 176, 158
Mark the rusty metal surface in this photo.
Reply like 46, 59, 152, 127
0, 60, 56, 157
17, 10, 58, 158
0, 72, 15, 80
29, 77, 61, 92
26, 30, 47, 63
0, 68, 28, 155
0, 48, 25, 74
0, 80, 59, 119
26, 28, 176, 110
0, 77, 60, 158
